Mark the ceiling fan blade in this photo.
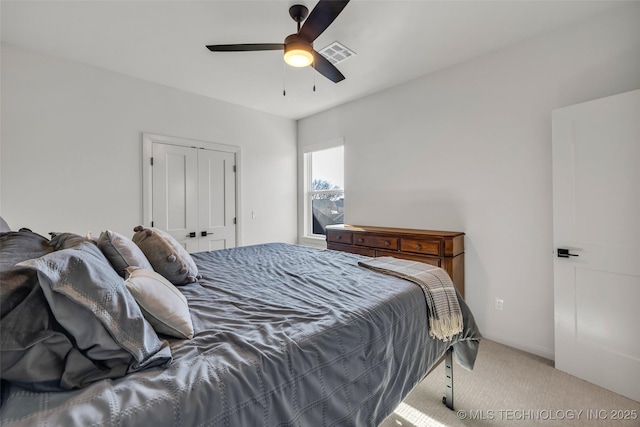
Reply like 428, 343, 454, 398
313, 51, 345, 83
298, 0, 350, 42
206, 43, 284, 52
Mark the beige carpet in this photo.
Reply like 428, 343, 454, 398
380, 339, 640, 427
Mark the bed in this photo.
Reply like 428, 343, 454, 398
0, 227, 481, 426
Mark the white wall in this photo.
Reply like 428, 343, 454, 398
297, 4, 640, 359
1, 44, 298, 245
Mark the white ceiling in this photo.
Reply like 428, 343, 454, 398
1, 0, 629, 120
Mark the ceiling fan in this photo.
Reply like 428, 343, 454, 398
206, 0, 350, 83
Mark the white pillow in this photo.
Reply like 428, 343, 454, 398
125, 267, 194, 339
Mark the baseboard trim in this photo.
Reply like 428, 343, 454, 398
481, 333, 554, 361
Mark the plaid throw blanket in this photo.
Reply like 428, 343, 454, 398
358, 257, 463, 342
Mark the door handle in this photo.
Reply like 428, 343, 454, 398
557, 248, 579, 258
201, 231, 213, 237
186, 232, 196, 238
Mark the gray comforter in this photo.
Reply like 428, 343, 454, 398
0, 243, 480, 426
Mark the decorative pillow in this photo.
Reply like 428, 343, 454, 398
98, 230, 153, 277
18, 248, 172, 372
0, 216, 10, 232
132, 226, 199, 285
125, 267, 194, 339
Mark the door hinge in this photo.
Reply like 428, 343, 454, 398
151, 221, 154, 227
233, 165, 236, 172
233, 218, 237, 225
150, 157, 154, 166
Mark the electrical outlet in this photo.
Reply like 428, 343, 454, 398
495, 298, 504, 311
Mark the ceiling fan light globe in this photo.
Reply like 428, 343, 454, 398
284, 48, 314, 67
284, 34, 313, 67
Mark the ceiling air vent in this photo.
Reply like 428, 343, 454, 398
318, 41, 356, 65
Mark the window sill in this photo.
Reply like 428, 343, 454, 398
298, 235, 327, 249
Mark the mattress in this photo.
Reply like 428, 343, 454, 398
0, 242, 480, 426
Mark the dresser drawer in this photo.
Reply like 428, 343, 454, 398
354, 234, 398, 250
327, 230, 353, 245
400, 238, 441, 256
328, 243, 375, 257
376, 250, 442, 267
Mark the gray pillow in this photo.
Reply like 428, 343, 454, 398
0, 216, 10, 232
132, 226, 199, 286
18, 248, 172, 372
98, 230, 153, 277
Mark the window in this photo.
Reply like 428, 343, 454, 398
304, 144, 344, 238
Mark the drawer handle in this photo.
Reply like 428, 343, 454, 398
357, 238, 364, 243
416, 244, 422, 250
384, 240, 390, 246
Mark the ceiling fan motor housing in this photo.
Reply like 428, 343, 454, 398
284, 34, 313, 67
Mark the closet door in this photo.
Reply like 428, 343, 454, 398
151, 143, 199, 252
150, 141, 237, 253
198, 148, 236, 250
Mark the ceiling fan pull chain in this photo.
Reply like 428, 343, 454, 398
313, 62, 316, 92
283, 62, 287, 96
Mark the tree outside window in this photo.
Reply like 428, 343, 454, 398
305, 145, 344, 237
311, 179, 344, 235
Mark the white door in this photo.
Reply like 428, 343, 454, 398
152, 143, 200, 252
198, 148, 236, 250
152, 142, 237, 252
552, 89, 640, 402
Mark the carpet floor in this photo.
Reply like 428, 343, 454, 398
380, 339, 640, 427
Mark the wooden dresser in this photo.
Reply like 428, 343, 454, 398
325, 224, 465, 297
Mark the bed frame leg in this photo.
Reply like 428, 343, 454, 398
442, 347, 454, 410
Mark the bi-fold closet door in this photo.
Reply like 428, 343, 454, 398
144, 134, 237, 253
